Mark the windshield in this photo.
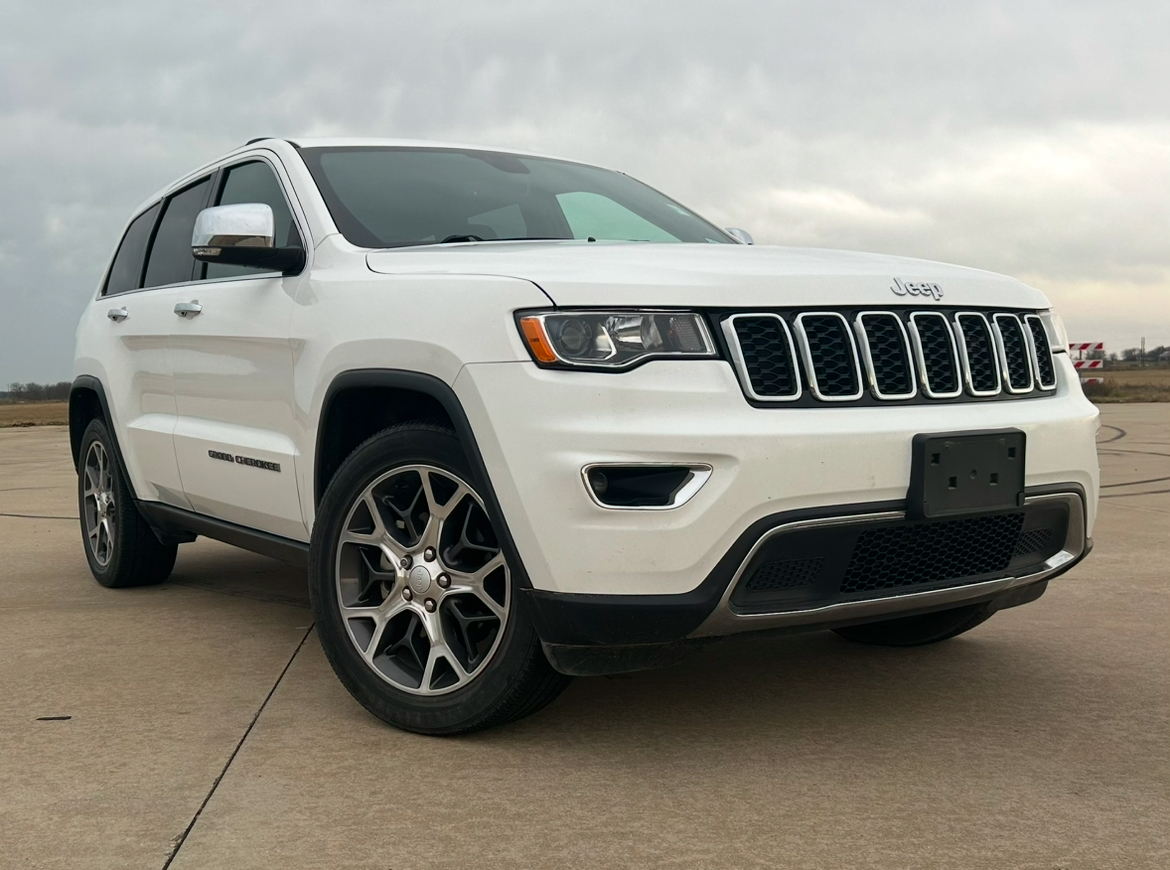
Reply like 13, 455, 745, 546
299, 147, 733, 248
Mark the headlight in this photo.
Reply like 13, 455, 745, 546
1039, 310, 1069, 353
518, 310, 717, 369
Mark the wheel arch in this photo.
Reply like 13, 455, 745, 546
69, 376, 137, 499
313, 369, 532, 589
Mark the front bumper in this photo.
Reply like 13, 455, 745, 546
455, 354, 1099, 595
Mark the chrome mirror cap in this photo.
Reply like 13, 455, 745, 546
192, 203, 276, 251
725, 227, 753, 245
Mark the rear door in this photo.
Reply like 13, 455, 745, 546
94, 199, 191, 508
167, 156, 309, 540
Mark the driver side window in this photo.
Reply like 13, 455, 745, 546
204, 161, 301, 280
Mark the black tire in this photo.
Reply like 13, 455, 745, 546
78, 418, 177, 588
832, 602, 995, 647
309, 422, 570, 735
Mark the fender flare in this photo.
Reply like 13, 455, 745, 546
314, 369, 532, 590
69, 375, 138, 501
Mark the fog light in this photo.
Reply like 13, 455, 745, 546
583, 464, 712, 509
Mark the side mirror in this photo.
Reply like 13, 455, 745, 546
724, 227, 753, 245
192, 203, 305, 274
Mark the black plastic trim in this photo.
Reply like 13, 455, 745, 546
314, 369, 533, 590
69, 376, 136, 499
136, 501, 309, 566
525, 483, 1090, 647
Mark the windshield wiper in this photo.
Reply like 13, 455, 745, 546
437, 236, 569, 244
375, 237, 572, 249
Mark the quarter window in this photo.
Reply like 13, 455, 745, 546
205, 161, 300, 280
103, 203, 161, 296
142, 178, 211, 289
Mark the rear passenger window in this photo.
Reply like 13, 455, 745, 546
103, 203, 161, 296
142, 178, 211, 289
205, 161, 300, 280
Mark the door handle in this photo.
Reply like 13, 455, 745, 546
107, 307, 129, 322
174, 301, 203, 317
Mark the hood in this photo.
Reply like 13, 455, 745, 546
365, 241, 1050, 310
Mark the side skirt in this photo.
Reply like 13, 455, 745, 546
136, 501, 309, 568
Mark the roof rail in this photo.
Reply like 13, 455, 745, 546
242, 137, 300, 149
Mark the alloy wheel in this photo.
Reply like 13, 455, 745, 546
82, 441, 116, 567
334, 464, 510, 695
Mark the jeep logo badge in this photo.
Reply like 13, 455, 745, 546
891, 278, 943, 301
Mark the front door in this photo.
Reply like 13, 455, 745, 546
167, 157, 309, 541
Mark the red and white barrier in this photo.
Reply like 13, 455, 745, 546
1073, 359, 1103, 370
1069, 342, 1104, 352
1081, 378, 1104, 386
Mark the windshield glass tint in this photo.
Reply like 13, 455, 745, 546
299, 147, 732, 248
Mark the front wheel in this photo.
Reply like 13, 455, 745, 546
832, 602, 995, 647
309, 422, 570, 735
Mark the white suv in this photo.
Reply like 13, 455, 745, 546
72, 138, 1099, 734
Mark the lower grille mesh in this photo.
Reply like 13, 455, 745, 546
840, 513, 1025, 594
1014, 528, 1053, 555
744, 557, 823, 591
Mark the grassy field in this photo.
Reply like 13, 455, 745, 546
0, 401, 69, 427
1083, 367, 1170, 403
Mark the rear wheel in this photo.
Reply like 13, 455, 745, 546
309, 422, 570, 735
78, 419, 177, 588
832, 602, 994, 647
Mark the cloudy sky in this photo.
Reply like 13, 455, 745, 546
2, 0, 1168, 383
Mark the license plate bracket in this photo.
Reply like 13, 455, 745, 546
908, 429, 1026, 520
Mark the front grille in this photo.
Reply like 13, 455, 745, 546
1024, 314, 1057, 390
725, 315, 799, 399
910, 313, 961, 397
993, 314, 1034, 393
796, 313, 862, 399
726, 308, 1057, 405
840, 513, 1025, 594
857, 313, 915, 398
955, 313, 1001, 395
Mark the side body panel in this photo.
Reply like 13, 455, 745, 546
73, 291, 190, 508
170, 275, 306, 539
289, 240, 552, 533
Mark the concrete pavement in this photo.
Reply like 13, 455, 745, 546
1, 407, 1167, 869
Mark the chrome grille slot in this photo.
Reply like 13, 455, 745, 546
954, 313, 1002, 396
1023, 314, 1057, 391
723, 314, 801, 400
909, 312, 962, 398
855, 312, 916, 399
795, 312, 863, 401
992, 313, 1034, 394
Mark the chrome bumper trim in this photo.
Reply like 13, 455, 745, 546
688, 492, 1085, 639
